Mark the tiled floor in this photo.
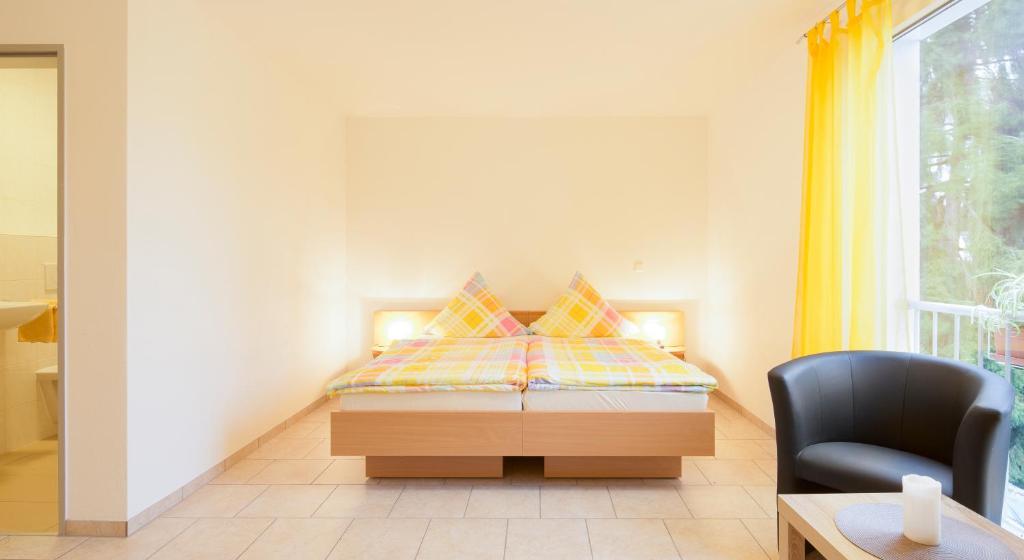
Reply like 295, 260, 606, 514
0, 396, 781, 559
0, 438, 59, 535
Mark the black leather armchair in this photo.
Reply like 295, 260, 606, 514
768, 351, 1014, 522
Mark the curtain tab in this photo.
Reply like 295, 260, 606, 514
807, 23, 822, 55
829, 10, 842, 37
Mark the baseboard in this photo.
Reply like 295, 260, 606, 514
712, 390, 776, 438
71, 394, 327, 537
65, 520, 128, 538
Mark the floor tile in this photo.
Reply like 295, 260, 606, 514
716, 413, 770, 440
389, 487, 470, 518
248, 438, 321, 460
164, 485, 267, 518
744, 486, 778, 518
505, 519, 591, 560
587, 519, 680, 560
712, 440, 776, 460
210, 460, 272, 485
609, 486, 691, 518
664, 519, 768, 559
540, 486, 615, 518
61, 518, 195, 560
277, 422, 323, 439
302, 440, 332, 460
0, 536, 84, 559
742, 518, 780, 560
327, 518, 427, 560
238, 484, 335, 518
694, 460, 774, 485
753, 439, 778, 457
303, 405, 334, 423
314, 485, 403, 518
643, 462, 708, 488
247, 460, 331, 484
239, 518, 350, 560
680, 461, 710, 485
716, 417, 772, 439
306, 423, 331, 439
643, 462, 708, 489
150, 518, 272, 560
465, 486, 539, 518
0, 502, 59, 534
314, 460, 376, 485
416, 518, 506, 560
678, 486, 767, 519
755, 459, 778, 481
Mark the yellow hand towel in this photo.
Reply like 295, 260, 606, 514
18, 300, 58, 343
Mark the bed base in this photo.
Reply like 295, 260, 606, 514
543, 456, 681, 478
332, 410, 714, 478
366, 456, 504, 477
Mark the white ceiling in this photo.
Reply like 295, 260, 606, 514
217, 0, 834, 116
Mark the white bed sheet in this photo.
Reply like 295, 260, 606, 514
336, 388, 708, 412
336, 391, 523, 411
523, 389, 708, 411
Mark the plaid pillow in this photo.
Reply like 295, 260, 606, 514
530, 272, 638, 337
423, 273, 528, 338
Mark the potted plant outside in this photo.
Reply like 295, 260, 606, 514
981, 270, 1024, 365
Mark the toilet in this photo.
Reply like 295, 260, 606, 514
35, 365, 59, 427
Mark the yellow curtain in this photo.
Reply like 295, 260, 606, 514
793, 0, 897, 357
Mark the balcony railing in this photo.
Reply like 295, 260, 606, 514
910, 300, 1024, 535
908, 299, 1018, 377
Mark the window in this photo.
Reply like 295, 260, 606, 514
895, 0, 1024, 534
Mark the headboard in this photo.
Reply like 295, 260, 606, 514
371, 309, 685, 348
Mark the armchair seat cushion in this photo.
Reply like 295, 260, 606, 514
796, 442, 953, 496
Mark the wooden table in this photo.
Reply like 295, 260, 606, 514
778, 493, 1024, 559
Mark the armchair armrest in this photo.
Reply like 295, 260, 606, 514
769, 358, 830, 493
953, 378, 1013, 522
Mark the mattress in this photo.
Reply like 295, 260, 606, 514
523, 389, 708, 411
326, 337, 528, 395
526, 336, 718, 393
337, 391, 523, 411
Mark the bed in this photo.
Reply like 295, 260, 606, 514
328, 311, 717, 478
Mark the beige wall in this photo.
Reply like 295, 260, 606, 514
125, 0, 348, 519
704, 47, 806, 426
345, 117, 709, 367
0, 0, 129, 522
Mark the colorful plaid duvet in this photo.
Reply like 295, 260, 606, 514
527, 337, 718, 392
326, 337, 528, 395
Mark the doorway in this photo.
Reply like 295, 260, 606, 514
0, 47, 63, 534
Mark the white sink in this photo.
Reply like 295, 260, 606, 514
0, 301, 49, 330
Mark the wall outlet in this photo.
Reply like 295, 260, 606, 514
43, 263, 58, 292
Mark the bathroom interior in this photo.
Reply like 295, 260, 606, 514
0, 54, 60, 534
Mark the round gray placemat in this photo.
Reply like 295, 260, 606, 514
834, 503, 1018, 560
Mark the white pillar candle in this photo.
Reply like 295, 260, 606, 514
902, 474, 942, 545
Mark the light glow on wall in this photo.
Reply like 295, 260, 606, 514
619, 310, 685, 348
372, 310, 438, 347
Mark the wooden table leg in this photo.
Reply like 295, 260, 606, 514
778, 516, 806, 560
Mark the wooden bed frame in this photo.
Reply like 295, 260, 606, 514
330, 311, 715, 478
